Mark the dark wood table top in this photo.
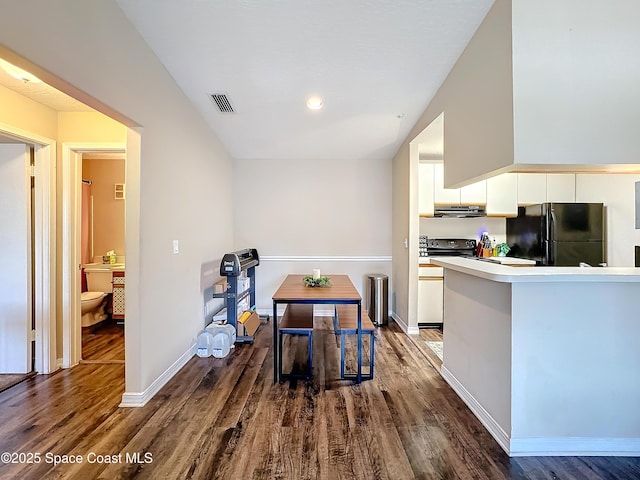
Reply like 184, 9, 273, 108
272, 274, 361, 302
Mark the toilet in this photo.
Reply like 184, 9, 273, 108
81, 265, 113, 327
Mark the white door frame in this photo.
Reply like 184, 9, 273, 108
61, 142, 126, 368
0, 122, 56, 374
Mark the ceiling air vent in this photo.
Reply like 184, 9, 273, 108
210, 92, 235, 113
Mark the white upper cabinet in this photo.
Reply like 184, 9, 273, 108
486, 173, 518, 217
418, 163, 435, 216
460, 180, 487, 205
517, 173, 546, 205
546, 174, 575, 203
433, 163, 487, 205
433, 163, 461, 205
421, 164, 518, 217
517, 173, 576, 205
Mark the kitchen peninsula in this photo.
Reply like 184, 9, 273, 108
431, 257, 640, 457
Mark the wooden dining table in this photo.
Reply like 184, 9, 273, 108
272, 274, 364, 383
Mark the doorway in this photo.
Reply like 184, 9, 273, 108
0, 129, 56, 377
0, 143, 34, 377
61, 143, 126, 368
79, 153, 126, 364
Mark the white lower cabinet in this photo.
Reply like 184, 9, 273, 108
418, 268, 443, 327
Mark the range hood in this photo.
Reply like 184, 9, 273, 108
434, 205, 486, 218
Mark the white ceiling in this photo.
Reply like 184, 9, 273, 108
0, 64, 93, 143
0, 61, 93, 113
0, 1, 494, 161
115, 0, 494, 162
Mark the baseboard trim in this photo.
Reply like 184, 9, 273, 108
119, 343, 196, 408
390, 313, 418, 334
440, 365, 511, 455
261, 255, 392, 262
441, 365, 640, 456
510, 437, 640, 457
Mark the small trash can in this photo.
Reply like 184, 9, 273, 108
367, 274, 388, 326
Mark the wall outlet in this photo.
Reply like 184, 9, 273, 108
172, 239, 179, 254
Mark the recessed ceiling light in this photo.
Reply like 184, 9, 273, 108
306, 96, 324, 110
0, 58, 42, 84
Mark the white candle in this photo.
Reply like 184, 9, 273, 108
313, 269, 321, 280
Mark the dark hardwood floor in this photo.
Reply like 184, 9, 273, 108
0, 373, 35, 394
410, 328, 443, 373
0, 317, 638, 479
81, 319, 125, 364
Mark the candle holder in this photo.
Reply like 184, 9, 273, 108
302, 275, 331, 287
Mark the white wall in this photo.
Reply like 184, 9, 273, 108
512, 0, 640, 167
233, 158, 392, 313
233, 158, 391, 255
0, 145, 30, 373
392, 0, 640, 343
441, 0, 514, 187
442, 271, 513, 433
0, 1, 234, 397
405, 0, 640, 190
392, 0, 510, 331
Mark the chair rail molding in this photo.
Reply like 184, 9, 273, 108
261, 255, 392, 262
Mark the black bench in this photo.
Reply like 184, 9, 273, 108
334, 305, 376, 380
278, 304, 314, 379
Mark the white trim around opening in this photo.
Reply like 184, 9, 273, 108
0, 121, 56, 374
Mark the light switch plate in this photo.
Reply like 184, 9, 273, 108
172, 239, 179, 254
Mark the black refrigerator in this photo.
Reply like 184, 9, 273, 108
506, 203, 605, 266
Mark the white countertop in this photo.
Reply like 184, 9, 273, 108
420, 256, 535, 266
480, 256, 536, 265
83, 262, 125, 272
431, 257, 640, 283
418, 256, 434, 265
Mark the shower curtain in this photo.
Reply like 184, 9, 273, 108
81, 182, 91, 292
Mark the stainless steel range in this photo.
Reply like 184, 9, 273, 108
419, 237, 477, 257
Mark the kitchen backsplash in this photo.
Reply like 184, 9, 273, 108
419, 217, 507, 245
